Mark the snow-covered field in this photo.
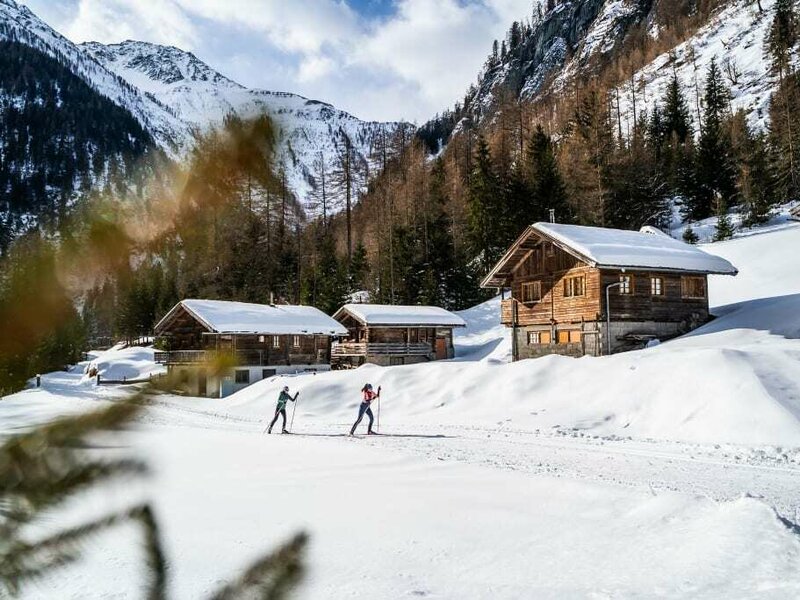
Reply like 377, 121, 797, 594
3, 217, 800, 598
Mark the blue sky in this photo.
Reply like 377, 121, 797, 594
20, 0, 533, 123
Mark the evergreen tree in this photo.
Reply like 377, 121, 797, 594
766, 0, 799, 198
663, 73, 694, 144
467, 137, 505, 273
736, 124, 777, 226
525, 125, 573, 224
713, 199, 735, 241
687, 58, 736, 221
348, 242, 370, 295
682, 224, 700, 244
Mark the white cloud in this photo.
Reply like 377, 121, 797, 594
65, 0, 198, 50
20, 0, 533, 122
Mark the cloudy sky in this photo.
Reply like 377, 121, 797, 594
20, 0, 533, 123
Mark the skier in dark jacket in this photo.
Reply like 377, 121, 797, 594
350, 383, 381, 435
268, 386, 298, 434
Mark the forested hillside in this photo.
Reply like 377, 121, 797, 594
0, 40, 157, 250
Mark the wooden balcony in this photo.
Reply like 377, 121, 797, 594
501, 298, 551, 326
154, 350, 325, 366
331, 342, 433, 357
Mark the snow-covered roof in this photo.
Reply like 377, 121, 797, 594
482, 223, 738, 288
334, 304, 466, 328
155, 300, 348, 336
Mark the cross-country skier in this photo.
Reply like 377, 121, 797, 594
350, 383, 381, 436
268, 386, 298, 434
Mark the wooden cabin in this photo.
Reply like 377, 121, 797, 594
481, 223, 738, 360
331, 304, 466, 368
154, 299, 347, 397
790, 204, 800, 221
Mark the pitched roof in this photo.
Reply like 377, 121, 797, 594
481, 222, 738, 288
155, 299, 348, 336
333, 304, 466, 327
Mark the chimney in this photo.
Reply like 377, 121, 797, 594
269, 291, 275, 306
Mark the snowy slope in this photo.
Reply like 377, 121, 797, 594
80, 40, 408, 206
615, 0, 778, 133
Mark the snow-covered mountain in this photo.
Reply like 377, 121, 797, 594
423, 0, 782, 148
80, 40, 409, 204
0, 0, 183, 150
0, 0, 408, 214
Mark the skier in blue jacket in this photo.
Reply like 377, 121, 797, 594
268, 386, 298, 434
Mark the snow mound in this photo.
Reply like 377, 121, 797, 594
453, 295, 511, 362
703, 217, 800, 309
84, 346, 164, 382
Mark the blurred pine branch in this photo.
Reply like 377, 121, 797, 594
0, 393, 307, 598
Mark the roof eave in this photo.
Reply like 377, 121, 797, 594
364, 322, 466, 328
595, 263, 739, 276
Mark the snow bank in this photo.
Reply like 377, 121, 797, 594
453, 296, 511, 362
704, 220, 800, 309
84, 346, 165, 382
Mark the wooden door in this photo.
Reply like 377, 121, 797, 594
198, 369, 207, 396
435, 338, 448, 360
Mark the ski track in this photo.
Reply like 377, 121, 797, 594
137, 398, 800, 524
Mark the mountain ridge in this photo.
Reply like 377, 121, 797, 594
0, 0, 408, 223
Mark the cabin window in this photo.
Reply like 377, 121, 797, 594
262, 369, 277, 379
681, 276, 706, 299
521, 281, 542, 303
619, 275, 633, 295
234, 370, 250, 384
293, 335, 301, 348
258, 335, 266, 343
650, 277, 664, 296
272, 336, 280, 349
563, 276, 585, 298
528, 330, 551, 345
556, 330, 581, 344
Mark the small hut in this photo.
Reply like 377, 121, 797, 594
331, 304, 466, 368
154, 299, 347, 397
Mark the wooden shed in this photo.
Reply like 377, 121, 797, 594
481, 223, 738, 359
331, 304, 466, 368
154, 299, 347, 397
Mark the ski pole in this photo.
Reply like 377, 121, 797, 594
376, 386, 382, 433
289, 392, 300, 432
